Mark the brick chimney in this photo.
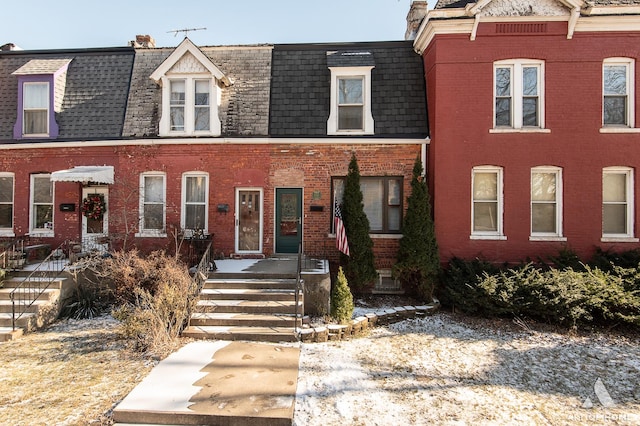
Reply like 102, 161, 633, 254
405, 1, 429, 40
131, 35, 156, 48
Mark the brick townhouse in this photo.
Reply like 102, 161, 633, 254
0, 35, 428, 291
410, 0, 640, 264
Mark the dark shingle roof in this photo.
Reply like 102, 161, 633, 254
123, 45, 272, 138
269, 41, 428, 138
0, 48, 135, 141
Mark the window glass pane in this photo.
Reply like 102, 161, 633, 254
388, 206, 401, 232
603, 96, 627, 125
195, 81, 209, 105
338, 106, 363, 130
522, 67, 538, 96
170, 81, 185, 104
603, 173, 626, 202
532, 203, 556, 233
388, 179, 401, 205
33, 177, 52, 203
24, 110, 48, 134
24, 83, 48, 108
0, 176, 13, 203
522, 97, 538, 126
473, 173, 497, 201
194, 107, 210, 131
495, 68, 511, 97
35, 205, 52, 229
144, 176, 164, 203
532, 173, 556, 201
186, 204, 205, 229
361, 179, 383, 231
603, 204, 627, 234
604, 66, 627, 95
495, 98, 511, 127
0, 205, 11, 228
473, 202, 497, 232
186, 176, 206, 203
144, 204, 164, 230
338, 78, 363, 104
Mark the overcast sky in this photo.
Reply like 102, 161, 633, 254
2, 0, 434, 51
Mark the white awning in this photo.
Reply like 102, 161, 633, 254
50, 166, 114, 184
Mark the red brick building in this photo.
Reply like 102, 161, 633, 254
412, 0, 640, 264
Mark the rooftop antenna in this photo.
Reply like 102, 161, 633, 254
167, 27, 207, 37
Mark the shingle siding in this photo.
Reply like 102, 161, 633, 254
270, 41, 428, 138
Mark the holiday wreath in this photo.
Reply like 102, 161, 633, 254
81, 194, 106, 220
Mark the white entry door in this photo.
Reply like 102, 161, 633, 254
81, 187, 109, 252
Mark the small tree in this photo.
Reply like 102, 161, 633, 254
342, 153, 378, 292
394, 156, 439, 301
331, 267, 354, 323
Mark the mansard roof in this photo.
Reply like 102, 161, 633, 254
0, 47, 134, 142
269, 41, 429, 138
123, 43, 272, 138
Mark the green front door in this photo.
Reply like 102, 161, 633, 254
275, 188, 302, 253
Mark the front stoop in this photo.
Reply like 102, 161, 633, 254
182, 278, 302, 343
0, 277, 63, 341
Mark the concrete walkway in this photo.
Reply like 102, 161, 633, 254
113, 340, 300, 426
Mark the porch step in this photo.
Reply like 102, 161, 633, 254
1, 276, 64, 289
184, 277, 303, 343
0, 287, 60, 301
181, 325, 298, 343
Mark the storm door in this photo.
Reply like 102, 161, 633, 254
235, 188, 263, 254
81, 187, 109, 252
275, 188, 302, 254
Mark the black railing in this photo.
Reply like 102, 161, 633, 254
10, 240, 67, 331
186, 240, 214, 329
0, 236, 27, 271
295, 241, 305, 336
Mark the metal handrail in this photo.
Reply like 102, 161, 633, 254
0, 236, 26, 270
186, 241, 213, 328
295, 241, 305, 336
10, 241, 67, 331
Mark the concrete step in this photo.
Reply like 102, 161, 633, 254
0, 312, 37, 328
203, 278, 298, 290
1, 277, 64, 289
0, 326, 24, 342
190, 312, 302, 328
196, 299, 302, 315
0, 287, 60, 301
0, 299, 52, 314
182, 325, 299, 343
199, 288, 298, 301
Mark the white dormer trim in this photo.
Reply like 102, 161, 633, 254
150, 38, 229, 86
327, 66, 375, 135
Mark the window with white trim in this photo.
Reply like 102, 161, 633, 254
471, 166, 503, 238
494, 60, 544, 129
328, 67, 374, 135
181, 172, 209, 234
602, 167, 634, 238
0, 173, 14, 235
331, 176, 402, 234
30, 174, 53, 234
531, 167, 563, 238
603, 58, 635, 128
139, 172, 166, 235
23, 82, 50, 136
161, 77, 218, 136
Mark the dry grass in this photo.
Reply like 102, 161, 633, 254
0, 316, 164, 425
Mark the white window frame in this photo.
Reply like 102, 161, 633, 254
181, 172, 209, 236
601, 58, 636, 131
471, 166, 505, 240
22, 81, 50, 137
159, 76, 220, 137
492, 59, 547, 133
30, 173, 54, 236
602, 167, 637, 242
530, 166, 565, 241
136, 172, 167, 237
0, 172, 15, 237
327, 66, 374, 135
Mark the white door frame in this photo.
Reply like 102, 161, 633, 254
81, 186, 109, 251
234, 187, 264, 254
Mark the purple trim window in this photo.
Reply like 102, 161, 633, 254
14, 75, 59, 139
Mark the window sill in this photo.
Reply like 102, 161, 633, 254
28, 231, 54, 238
470, 234, 507, 241
328, 233, 401, 239
529, 236, 567, 242
599, 127, 640, 134
601, 237, 640, 243
0, 230, 15, 237
489, 128, 550, 134
135, 232, 168, 238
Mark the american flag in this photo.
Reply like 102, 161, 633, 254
334, 201, 350, 256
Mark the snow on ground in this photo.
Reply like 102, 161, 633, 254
294, 314, 640, 426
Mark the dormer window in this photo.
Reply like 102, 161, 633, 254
12, 58, 71, 139
150, 38, 230, 137
327, 51, 375, 135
